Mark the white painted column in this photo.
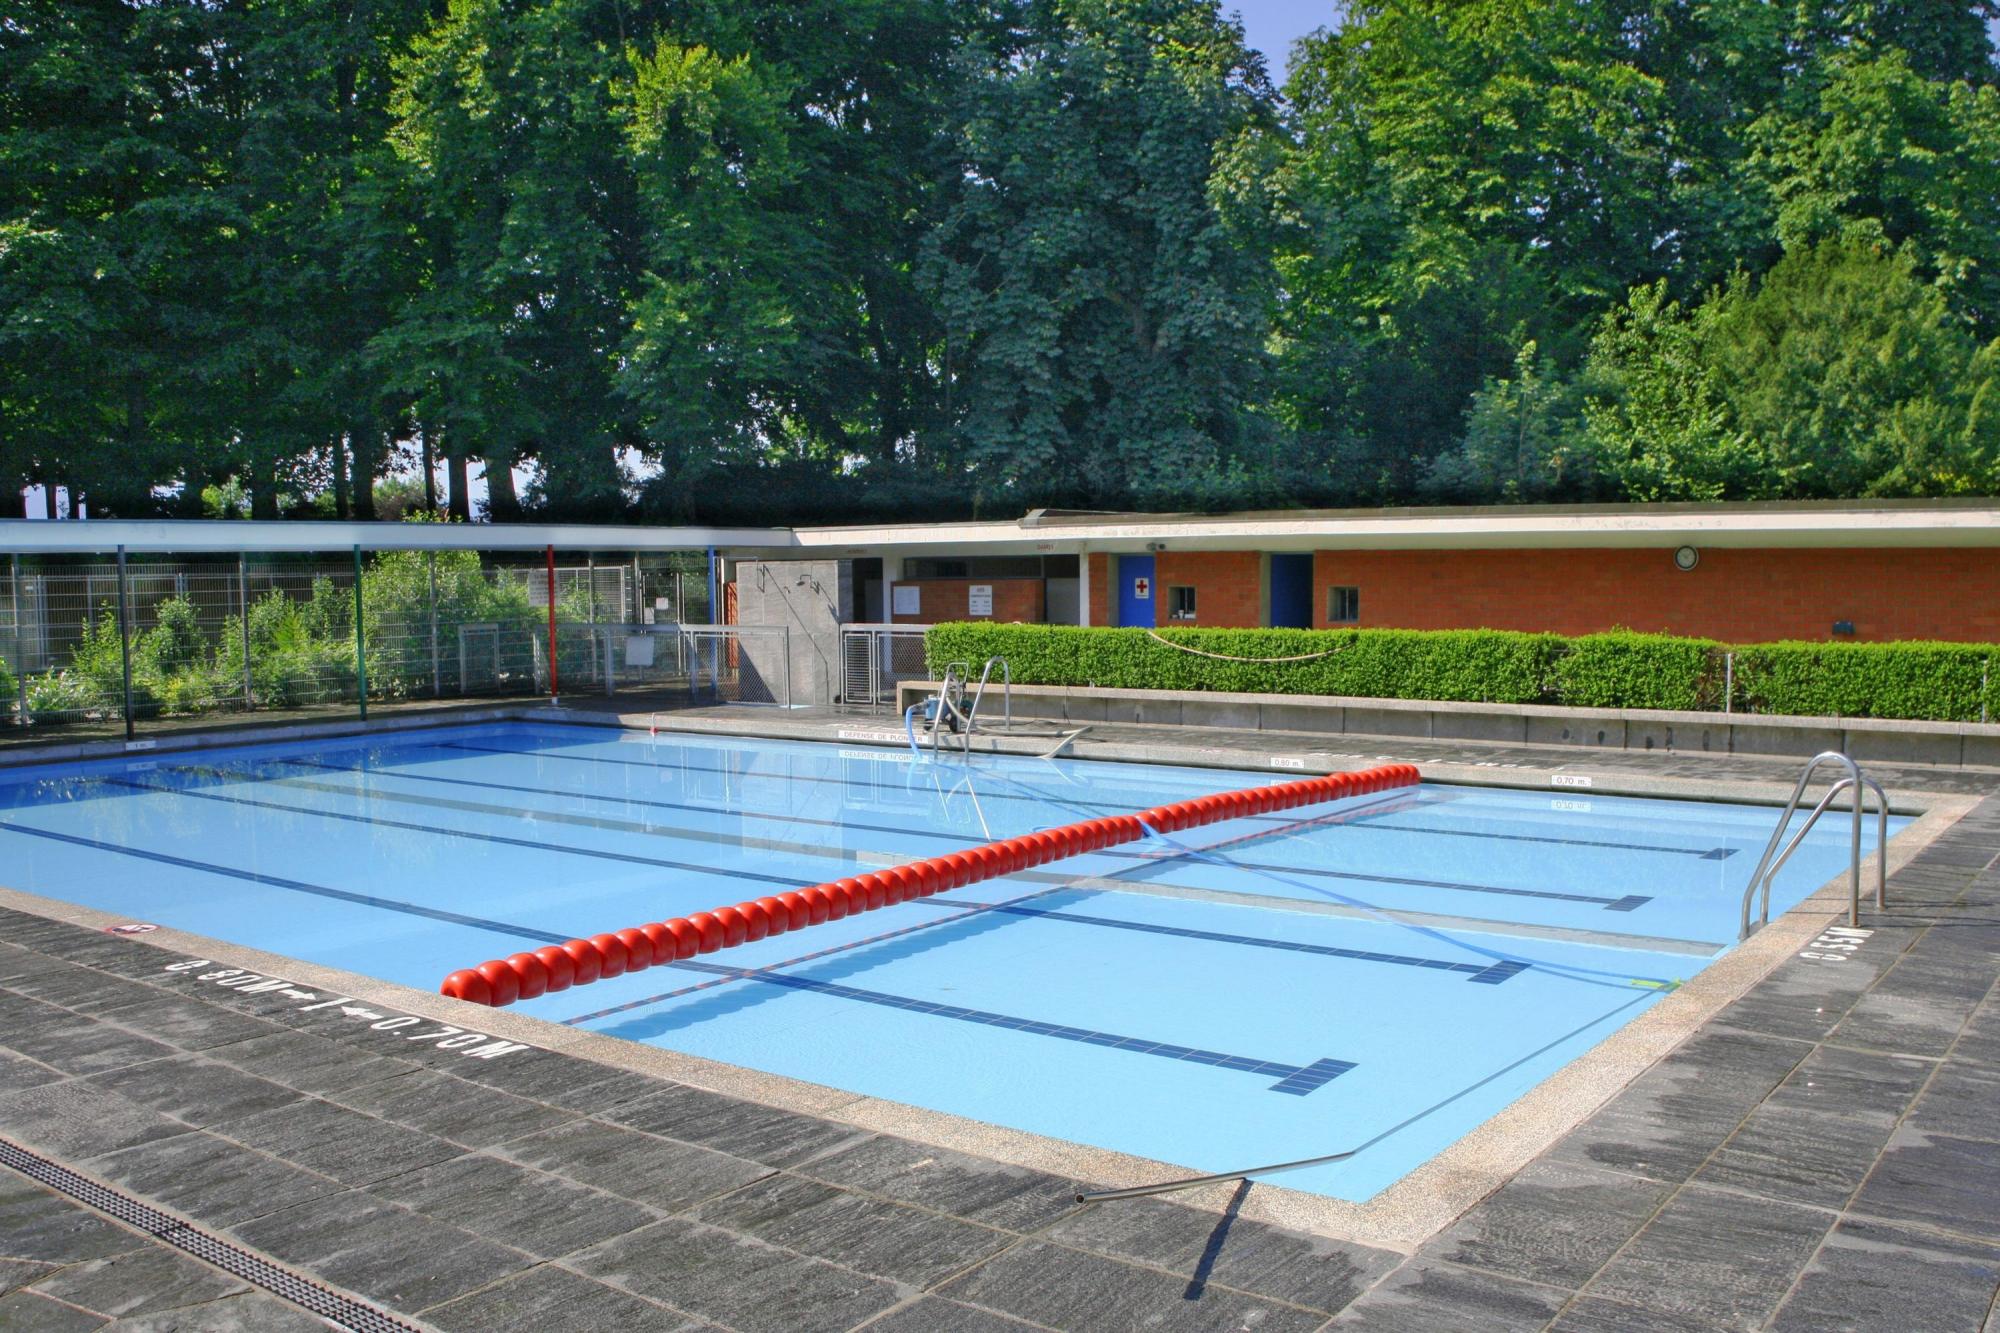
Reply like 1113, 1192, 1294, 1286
1077, 544, 1090, 627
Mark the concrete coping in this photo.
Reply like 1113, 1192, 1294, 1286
895, 679, 2000, 739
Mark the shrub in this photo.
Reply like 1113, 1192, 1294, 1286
360, 550, 541, 698
0, 650, 13, 717
219, 589, 355, 708
927, 623, 1563, 703
1734, 641, 1993, 722
1552, 631, 1723, 711
25, 669, 101, 719
924, 622, 2000, 722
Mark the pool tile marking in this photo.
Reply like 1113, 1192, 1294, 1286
666, 959, 1359, 1096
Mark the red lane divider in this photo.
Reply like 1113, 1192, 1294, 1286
439, 763, 1420, 1007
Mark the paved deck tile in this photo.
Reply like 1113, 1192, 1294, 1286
0, 715, 1995, 1330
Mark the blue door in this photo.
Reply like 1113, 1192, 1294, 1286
1269, 554, 1313, 628
1116, 556, 1155, 628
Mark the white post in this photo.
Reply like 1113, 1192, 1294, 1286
1077, 544, 1091, 627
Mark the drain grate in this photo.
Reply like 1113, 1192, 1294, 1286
0, 1138, 418, 1333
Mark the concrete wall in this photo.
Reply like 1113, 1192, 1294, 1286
894, 680, 2000, 770
731, 559, 853, 705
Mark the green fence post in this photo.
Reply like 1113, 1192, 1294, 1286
353, 545, 367, 721
9, 552, 25, 727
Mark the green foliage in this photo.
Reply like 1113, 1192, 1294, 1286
929, 623, 2000, 722
1577, 282, 1760, 501
1701, 240, 2000, 496
927, 623, 1563, 704
0, 650, 14, 714
359, 550, 537, 698
3, 0, 1997, 518
1552, 632, 1723, 712
920, 0, 1285, 512
214, 588, 354, 709
1734, 641, 1995, 722
1422, 342, 1591, 502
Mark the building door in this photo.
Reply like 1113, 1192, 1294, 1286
1116, 556, 1155, 628
1269, 554, 1312, 628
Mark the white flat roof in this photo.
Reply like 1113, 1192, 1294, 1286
3, 498, 1995, 557
0, 518, 793, 555
793, 499, 2000, 554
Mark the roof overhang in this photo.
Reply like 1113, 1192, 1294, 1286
788, 500, 2000, 557
0, 519, 799, 556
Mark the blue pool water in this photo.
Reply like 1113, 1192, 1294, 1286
0, 721, 1905, 1201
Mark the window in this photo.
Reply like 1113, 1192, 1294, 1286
1168, 585, 1197, 621
1328, 586, 1359, 623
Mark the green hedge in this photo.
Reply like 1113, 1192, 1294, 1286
1736, 641, 1995, 722
927, 624, 1563, 704
924, 623, 2000, 723
1552, 631, 1723, 712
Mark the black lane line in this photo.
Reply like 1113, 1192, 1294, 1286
212, 752, 1645, 924
436, 738, 1339, 823
270, 748, 1672, 904
280, 755, 1427, 862
6, 804, 1359, 1095
271, 755, 977, 850
0, 819, 565, 945
902, 898, 1521, 982
166, 766, 815, 890
1305, 818, 1734, 859
100, 775, 803, 889
434, 738, 1728, 859
1099, 847, 1644, 909
662, 958, 1359, 1096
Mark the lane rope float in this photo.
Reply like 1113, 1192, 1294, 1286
437, 764, 1420, 1007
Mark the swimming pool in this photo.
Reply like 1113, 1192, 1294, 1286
0, 721, 1905, 1202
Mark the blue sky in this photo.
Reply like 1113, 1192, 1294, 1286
1228, 0, 1341, 79
1231, 4, 2000, 84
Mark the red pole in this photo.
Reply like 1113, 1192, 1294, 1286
545, 545, 559, 704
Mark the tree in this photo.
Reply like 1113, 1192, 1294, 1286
1703, 239, 2000, 495
1422, 342, 1590, 502
1577, 282, 1760, 501
1755, 51, 2000, 335
922, 0, 1285, 512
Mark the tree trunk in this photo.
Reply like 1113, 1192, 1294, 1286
484, 452, 520, 521
250, 458, 279, 520
350, 427, 377, 520
421, 428, 438, 513
43, 482, 57, 520
447, 452, 471, 522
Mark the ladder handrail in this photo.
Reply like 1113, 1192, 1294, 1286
967, 656, 1011, 731
1738, 753, 1889, 940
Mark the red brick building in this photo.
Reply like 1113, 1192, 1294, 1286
800, 500, 2000, 643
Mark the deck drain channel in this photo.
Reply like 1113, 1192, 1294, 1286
0, 1137, 417, 1333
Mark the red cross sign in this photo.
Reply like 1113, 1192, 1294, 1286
1133, 577, 1150, 598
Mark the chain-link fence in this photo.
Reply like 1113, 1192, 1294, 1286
0, 543, 781, 747
839, 624, 934, 709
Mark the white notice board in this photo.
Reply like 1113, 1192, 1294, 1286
968, 584, 994, 616
892, 585, 921, 616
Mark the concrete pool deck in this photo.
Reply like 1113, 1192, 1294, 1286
0, 708, 1996, 1329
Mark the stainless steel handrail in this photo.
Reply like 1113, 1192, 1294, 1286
1738, 752, 1889, 939
967, 655, 1011, 731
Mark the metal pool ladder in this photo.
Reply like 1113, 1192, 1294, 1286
907, 656, 1012, 754
1739, 751, 1890, 940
